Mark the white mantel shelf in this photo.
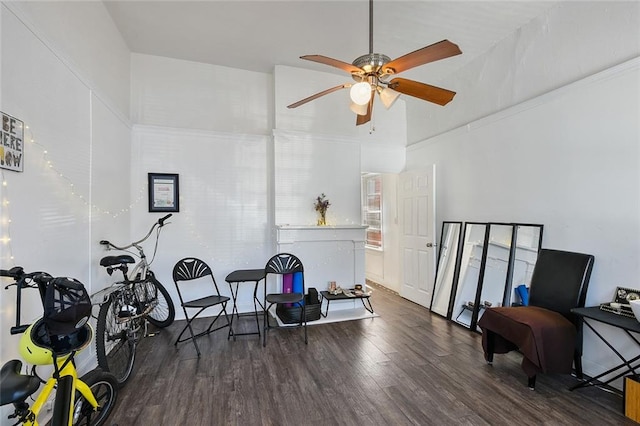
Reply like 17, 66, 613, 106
276, 225, 368, 244
275, 225, 367, 300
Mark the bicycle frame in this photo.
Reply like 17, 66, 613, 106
98, 214, 171, 278
19, 354, 98, 426
92, 214, 171, 307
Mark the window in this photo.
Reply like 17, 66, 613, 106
362, 173, 382, 249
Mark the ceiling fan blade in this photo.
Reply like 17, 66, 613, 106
382, 40, 462, 75
300, 55, 363, 75
356, 97, 374, 126
388, 78, 456, 106
287, 84, 350, 109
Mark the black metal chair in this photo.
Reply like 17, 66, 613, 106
477, 248, 594, 389
263, 253, 308, 347
172, 257, 231, 356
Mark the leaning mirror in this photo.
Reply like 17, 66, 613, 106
505, 224, 544, 306
475, 223, 514, 330
430, 221, 462, 318
451, 222, 488, 329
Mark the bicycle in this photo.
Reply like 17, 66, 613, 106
0, 266, 118, 426
91, 214, 176, 387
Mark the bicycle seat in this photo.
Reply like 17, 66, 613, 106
0, 359, 41, 406
100, 255, 135, 267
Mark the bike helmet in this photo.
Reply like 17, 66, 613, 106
19, 319, 93, 365
18, 276, 94, 365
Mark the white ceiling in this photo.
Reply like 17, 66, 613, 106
103, 1, 561, 86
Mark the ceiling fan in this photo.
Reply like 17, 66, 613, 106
287, 0, 462, 126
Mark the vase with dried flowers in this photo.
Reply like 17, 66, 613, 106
314, 193, 330, 226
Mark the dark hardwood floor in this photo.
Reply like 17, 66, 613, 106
108, 285, 632, 425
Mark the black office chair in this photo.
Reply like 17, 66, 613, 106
172, 257, 231, 356
477, 248, 594, 389
263, 253, 308, 347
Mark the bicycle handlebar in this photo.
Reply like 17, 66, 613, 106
158, 213, 172, 227
100, 214, 172, 251
1, 267, 54, 334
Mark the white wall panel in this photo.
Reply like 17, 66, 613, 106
1, 5, 91, 291
131, 54, 272, 135
273, 131, 361, 226
130, 126, 270, 316
5, 1, 131, 117
90, 95, 132, 292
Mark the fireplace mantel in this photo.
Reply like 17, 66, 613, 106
275, 225, 367, 292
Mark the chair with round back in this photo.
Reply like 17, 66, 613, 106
263, 253, 308, 347
172, 257, 231, 356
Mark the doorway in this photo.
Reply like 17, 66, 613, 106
398, 167, 437, 308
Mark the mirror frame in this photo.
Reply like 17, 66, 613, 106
473, 222, 515, 330
503, 223, 544, 307
429, 221, 463, 318
449, 222, 490, 329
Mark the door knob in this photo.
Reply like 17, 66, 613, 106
426, 243, 437, 248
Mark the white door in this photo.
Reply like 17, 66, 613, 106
399, 167, 437, 308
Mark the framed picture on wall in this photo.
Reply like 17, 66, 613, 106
148, 173, 179, 212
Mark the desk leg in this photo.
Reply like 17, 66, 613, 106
252, 280, 262, 337
227, 282, 240, 340
227, 280, 263, 338
570, 319, 640, 391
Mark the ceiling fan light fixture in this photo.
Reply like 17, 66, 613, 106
379, 87, 401, 109
349, 101, 369, 115
350, 81, 372, 105
288, 0, 462, 127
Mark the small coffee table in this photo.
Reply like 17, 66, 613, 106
319, 290, 374, 318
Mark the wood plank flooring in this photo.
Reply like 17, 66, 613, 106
108, 285, 633, 425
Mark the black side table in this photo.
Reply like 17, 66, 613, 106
319, 290, 374, 318
570, 306, 640, 394
225, 269, 266, 338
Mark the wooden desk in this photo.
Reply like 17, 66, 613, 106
570, 306, 640, 394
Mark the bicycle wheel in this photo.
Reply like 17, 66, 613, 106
72, 369, 118, 426
96, 293, 138, 386
144, 272, 175, 328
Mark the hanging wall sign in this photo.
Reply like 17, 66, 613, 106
1, 111, 24, 172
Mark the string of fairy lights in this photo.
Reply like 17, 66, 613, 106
0, 124, 146, 265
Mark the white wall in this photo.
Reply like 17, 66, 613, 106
273, 130, 362, 227
5, 1, 131, 118
0, 2, 131, 421
407, 58, 640, 386
131, 53, 273, 135
130, 126, 270, 315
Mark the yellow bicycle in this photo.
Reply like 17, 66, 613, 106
0, 267, 118, 425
